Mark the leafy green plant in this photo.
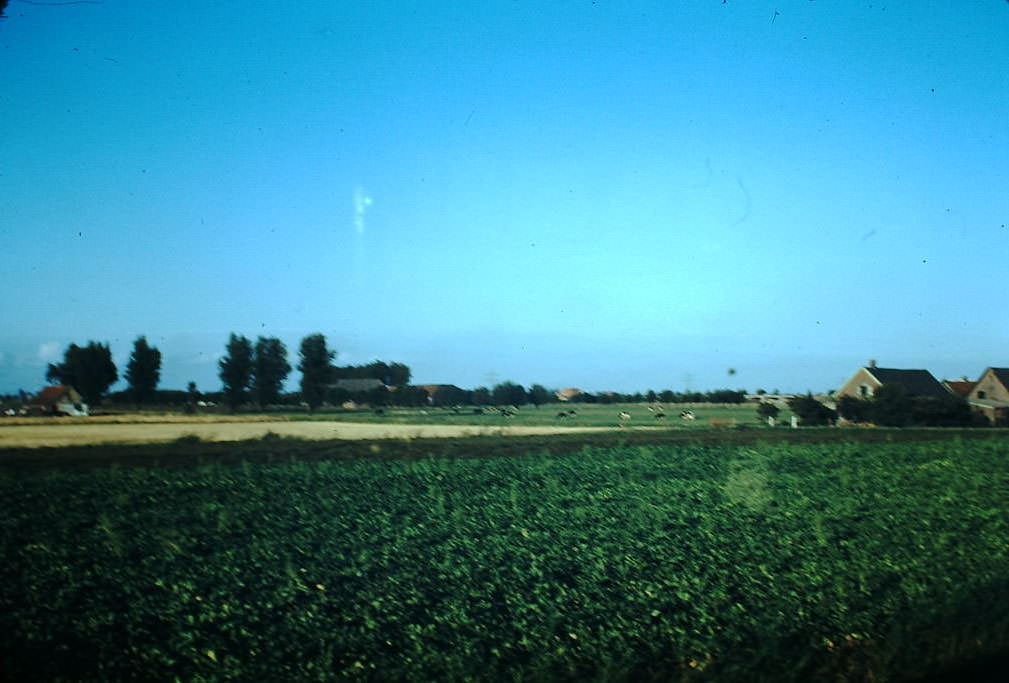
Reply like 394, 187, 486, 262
2, 437, 1008, 680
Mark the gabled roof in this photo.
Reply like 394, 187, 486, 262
555, 388, 583, 399
30, 385, 77, 406
417, 384, 461, 394
943, 380, 974, 397
989, 368, 1009, 389
329, 378, 385, 392
865, 367, 949, 398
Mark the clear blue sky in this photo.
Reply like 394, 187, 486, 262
2, 1, 1007, 396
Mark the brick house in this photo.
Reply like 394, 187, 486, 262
835, 361, 949, 401
965, 368, 1009, 425
28, 385, 89, 416
942, 377, 975, 398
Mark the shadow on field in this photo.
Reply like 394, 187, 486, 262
0, 428, 1004, 472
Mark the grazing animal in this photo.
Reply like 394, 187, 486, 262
680, 410, 696, 420
556, 411, 569, 419
654, 412, 666, 419
618, 411, 631, 420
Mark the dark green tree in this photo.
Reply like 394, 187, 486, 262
387, 362, 411, 387
185, 381, 199, 414
869, 384, 913, 427
527, 384, 552, 408
837, 395, 872, 423
252, 337, 291, 409
298, 333, 335, 412
471, 386, 491, 406
786, 393, 836, 426
910, 394, 976, 427
124, 336, 162, 407
46, 341, 118, 406
218, 333, 253, 411
368, 385, 391, 407
756, 401, 780, 423
492, 381, 527, 407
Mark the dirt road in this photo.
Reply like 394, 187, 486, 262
0, 419, 611, 448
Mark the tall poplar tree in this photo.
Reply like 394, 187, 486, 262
219, 333, 253, 411
125, 336, 162, 407
252, 336, 291, 409
298, 333, 335, 412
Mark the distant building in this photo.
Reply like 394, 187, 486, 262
417, 384, 465, 405
965, 368, 1009, 425
329, 378, 386, 394
555, 388, 584, 402
941, 377, 975, 398
835, 360, 948, 400
28, 385, 89, 416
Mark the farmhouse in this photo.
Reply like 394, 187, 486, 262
28, 385, 89, 416
965, 367, 1009, 425
417, 384, 465, 406
835, 361, 948, 401
942, 377, 975, 398
555, 388, 584, 402
329, 378, 386, 394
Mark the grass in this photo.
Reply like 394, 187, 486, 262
113, 401, 789, 426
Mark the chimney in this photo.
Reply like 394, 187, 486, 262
868, 359, 877, 369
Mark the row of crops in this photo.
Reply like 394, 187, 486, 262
3, 435, 1009, 680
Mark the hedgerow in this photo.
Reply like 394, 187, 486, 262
2, 437, 1008, 680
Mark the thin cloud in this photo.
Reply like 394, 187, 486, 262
37, 341, 61, 363
353, 186, 373, 235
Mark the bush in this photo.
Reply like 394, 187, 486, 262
871, 384, 914, 427
756, 402, 780, 423
787, 394, 836, 426
837, 395, 872, 423
910, 395, 978, 427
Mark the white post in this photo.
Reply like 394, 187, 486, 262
767, 416, 775, 427
790, 415, 798, 428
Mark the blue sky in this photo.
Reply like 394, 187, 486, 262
2, 1, 1007, 396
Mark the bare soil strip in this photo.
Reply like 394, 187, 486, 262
0, 421, 613, 448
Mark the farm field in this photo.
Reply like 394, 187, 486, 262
0, 419, 614, 448
2, 433, 1008, 680
0, 403, 775, 448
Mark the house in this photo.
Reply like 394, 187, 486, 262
555, 388, 584, 402
417, 384, 465, 406
965, 368, 1009, 425
329, 378, 386, 394
942, 377, 975, 398
835, 360, 949, 401
28, 385, 89, 416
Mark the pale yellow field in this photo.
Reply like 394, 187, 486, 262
0, 419, 614, 448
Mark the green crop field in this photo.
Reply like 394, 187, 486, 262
3, 434, 1008, 681
261, 401, 781, 428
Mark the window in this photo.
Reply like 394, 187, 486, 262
977, 390, 987, 399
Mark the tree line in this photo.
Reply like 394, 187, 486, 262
38, 334, 749, 412
39, 333, 412, 412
